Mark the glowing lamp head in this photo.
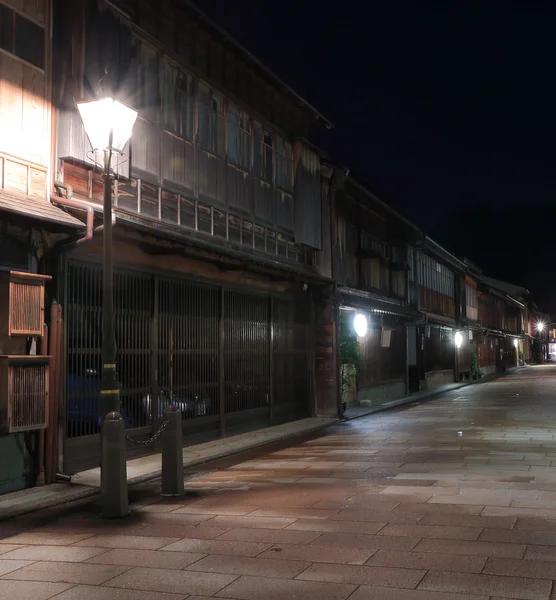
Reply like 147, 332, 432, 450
514, 338, 519, 348
76, 98, 138, 153
454, 331, 463, 349
537, 321, 545, 333
353, 313, 368, 337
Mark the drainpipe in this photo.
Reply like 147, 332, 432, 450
50, 182, 94, 248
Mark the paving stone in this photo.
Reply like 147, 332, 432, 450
172, 505, 259, 516
0, 580, 73, 600
418, 570, 551, 600
418, 513, 516, 529
311, 532, 420, 551
479, 528, 556, 546
86, 548, 207, 569
296, 562, 425, 588
104, 566, 237, 596
217, 527, 322, 545
414, 538, 526, 558
131, 524, 230, 539
328, 509, 421, 524
378, 523, 482, 540
75, 534, 180, 549
0, 559, 34, 576
160, 538, 272, 556
258, 543, 374, 564
0, 532, 94, 546
286, 518, 386, 535
45, 586, 187, 600
367, 549, 486, 573
214, 575, 356, 600
484, 556, 556, 579
0, 545, 108, 562
1, 561, 129, 584
186, 554, 310, 578
201, 515, 297, 529
347, 585, 488, 600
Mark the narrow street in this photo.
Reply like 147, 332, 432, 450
3, 367, 556, 600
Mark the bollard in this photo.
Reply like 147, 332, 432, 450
101, 411, 129, 518
161, 405, 184, 497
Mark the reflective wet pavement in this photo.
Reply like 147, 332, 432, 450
2, 366, 556, 599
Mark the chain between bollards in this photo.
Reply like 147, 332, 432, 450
124, 420, 169, 446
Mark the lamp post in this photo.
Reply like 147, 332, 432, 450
76, 99, 137, 422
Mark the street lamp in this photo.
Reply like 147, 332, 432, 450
353, 313, 368, 337
76, 98, 137, 422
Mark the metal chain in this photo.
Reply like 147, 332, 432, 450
124, 420, 169, 446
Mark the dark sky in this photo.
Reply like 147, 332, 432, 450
197, 0, 556, 307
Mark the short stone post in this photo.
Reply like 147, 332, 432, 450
101, 411, 129, 518
161, 405, 184, 497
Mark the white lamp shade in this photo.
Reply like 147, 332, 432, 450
77, 98, 138, 153
353, 313, 368, 337
513, 339, 519, 347
454, 331, 463, 349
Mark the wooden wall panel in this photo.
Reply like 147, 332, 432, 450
0, 54, 46, 166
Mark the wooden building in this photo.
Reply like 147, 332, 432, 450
0, 0, 338, 484
325, 168, 421, 409
0, 0, 85, 493
410, 238, 466, 390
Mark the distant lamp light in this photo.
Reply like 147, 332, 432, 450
454, 331, 463, 349
353, 313, 368, 337
76, 98, 137, 153
514, 339, 519, 348
537, 321, 545, 333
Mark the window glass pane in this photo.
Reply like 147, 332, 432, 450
240, 112, 250, 169
229, 215, 241, 244
242, 220, 253, 247
253, 121, 262, 178
15, 14, 43, 68
263, 129, 273, 182
214, 209, 226, 238
254, 224, 265, 251
287, 240, 297, 262
180, 197, 195, 229
267, 230, 276, 254
0, 6, 14, 54
161, 190, 179, 223
140, 182, 159, 218
163, 63, 193, 140
277, 233, 287, 258
198, 203, 211, 233
227, 108, 238, 164
198, 83, 224, 155
117, 180, 138, 212
198, 101, 211, 149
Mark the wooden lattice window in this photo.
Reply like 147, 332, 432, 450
0, 271, 51, 337
0, 355, 49, 432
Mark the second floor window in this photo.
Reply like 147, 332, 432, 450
162, 62, 193, 141
253, 121, 273, 183
131, 38, 159, 118
0, 4, 44, 69
276, 136, 293, 192
227, 105, 250, 170
198, 82, 224, 156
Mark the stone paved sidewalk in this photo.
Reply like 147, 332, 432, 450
2, 365, 556, 599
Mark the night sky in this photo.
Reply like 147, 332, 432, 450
197, 0, 556, 310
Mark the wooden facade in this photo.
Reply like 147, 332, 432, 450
53, 0, 325, 273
